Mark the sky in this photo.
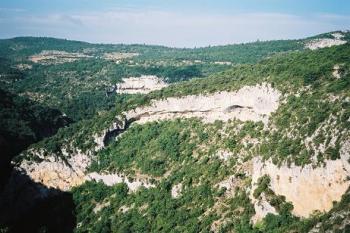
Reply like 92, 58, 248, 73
0, 0, 349, 47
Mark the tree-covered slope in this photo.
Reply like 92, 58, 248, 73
1, 32, 350, 233
71, 44, 349, 233
1, 40, 348, 232
1, 31, 348, 122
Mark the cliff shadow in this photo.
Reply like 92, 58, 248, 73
0, 169, 76, 233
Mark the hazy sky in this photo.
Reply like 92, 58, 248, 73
1, 0, 349, 47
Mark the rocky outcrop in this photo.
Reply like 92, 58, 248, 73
126, 83, 281, 125
103, 52, 139, 61
93, 116, 128, 150
17, 117, 130, 191
251, 141, 350, 222
29, 50, 91, 64
18, 149, 91, 191
171, 183, 183, 198
87, 172, 155, 192
116, 76, 168, 94
333, 64, 342, 79
14, 83, 281, 192
305, 33, 347, 50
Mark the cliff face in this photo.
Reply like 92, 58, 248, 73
126, 83, 281, 125
15, 83, 281, 190
18, 149, 91, 191
251, 140, 350, 222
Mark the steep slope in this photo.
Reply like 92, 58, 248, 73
0, 89, 72, 189
2, 40, 349, 233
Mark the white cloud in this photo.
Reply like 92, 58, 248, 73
0, 9, 348, 47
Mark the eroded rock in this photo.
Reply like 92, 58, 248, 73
18, 149, 91, 191
251, 141, 350, 222
87, 172, 155, 192
103, 52, 139, 61
14, 83, 281, 194
126, 83, 281, 125
116, 75, 168, 94
29, 50, 91, 64
305, 33, 347, 50
171, 183, 183, 198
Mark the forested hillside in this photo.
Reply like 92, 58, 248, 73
0, 31, 350, 233
1, 31, 347, 121
70, 43, 350, 233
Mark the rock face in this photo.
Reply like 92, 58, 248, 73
333, 65, 342, 79
17, 150, 156, 192
14, 83, 281, 192
305, 33, 347, 50
87, 172, 155, 192
93, 116, 128, 150
18, 149, 91, 191
103, 52, 139, 61
17, 117, 131, 191
251, 141, 350, 222
251, 194, 277, 224
171, 183, 183, 198
126, 83, 281, 125
116, 76, 168, 94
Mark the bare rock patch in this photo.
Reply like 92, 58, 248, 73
87, 172, 155, 192
171, 183, 183, 198
305, 33, 347, 50
117, 75, 168, 94
103, 52, 139, 62
29, 50, 91, 64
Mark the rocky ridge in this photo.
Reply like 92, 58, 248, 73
305, 32, 347, 50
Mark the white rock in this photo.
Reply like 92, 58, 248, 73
251, 194, 277, 224
333, 65, 342, 79
19, 149, 91, 191
171, 183, 183, 198
251, 140, 350, 222
87, 172, 155, 192
305, 38, 346, 50
126, 83, 281, 126
216, 150, 233, 161
117, 75, 168, 94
